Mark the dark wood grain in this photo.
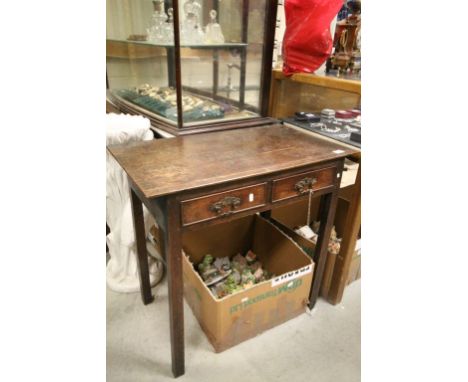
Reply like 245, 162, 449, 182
172, 0, 183, 130
108, 124, 357, 199
308, 188, 341, 309
130, 188, 154, 305
122, 125, 351, 377
239, 0, 249, 107
327, 163, 361, 304
259, 0, 278, 116
181, 183, 267, 226
271, 166, 336, 202
164, 196, 185, 377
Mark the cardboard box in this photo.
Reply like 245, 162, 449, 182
182, 214, 314, 352
270, 198, 355, 297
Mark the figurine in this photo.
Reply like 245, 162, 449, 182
198, 254, 236, 286
231, 268, 241, 284
241, 269, 255, 288
245, 250, 257, 264
311, 222, 342, 255
204, 10, 225, 44
200, 250, 274, 298
253, 267, 264, 282
197, 254, 214, 273
214, 256, 231, 272
250, 261, 262, 272
232, 253, 247, 272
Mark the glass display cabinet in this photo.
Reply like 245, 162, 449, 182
106, 0, 278, 135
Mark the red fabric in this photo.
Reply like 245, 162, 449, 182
282, 0, 343, 75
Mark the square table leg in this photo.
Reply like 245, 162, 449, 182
163, 197, 185, 377
308, 190, 340, 309
327, 163, 361, 304
130, 188, 154, 305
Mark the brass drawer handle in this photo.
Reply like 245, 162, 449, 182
209, 196, 242, 216
294, 177, 317, 194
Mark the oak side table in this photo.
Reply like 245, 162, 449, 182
107, 124, 358, 377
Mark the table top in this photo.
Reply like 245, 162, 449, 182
107, 124, 358, 199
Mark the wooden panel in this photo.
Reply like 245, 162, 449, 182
271, 81, 360, 119
181, 183, 267, 226
272, 166, 336, 202
269, 69, 361, 119
106, 39, 167, 59
107, 124, 358, 198
272, 69, 361, 93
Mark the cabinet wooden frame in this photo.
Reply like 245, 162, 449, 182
268, 71, 362, 305
106, 0, 279, 136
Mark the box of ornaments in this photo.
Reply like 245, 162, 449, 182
182, 214, 314, 352
271, 198, 360, 297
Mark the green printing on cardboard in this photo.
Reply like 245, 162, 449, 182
229, 278, 303, 314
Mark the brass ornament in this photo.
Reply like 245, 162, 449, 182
294, 177, 317, 194
209, 196, 242, 216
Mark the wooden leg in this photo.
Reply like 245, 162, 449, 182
327, 165, 361, 304
164, 197, 185, 377
130, 188, 154, 305
308, 190, 340, 309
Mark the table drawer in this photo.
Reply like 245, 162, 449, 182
272, 166, 336, 202
181, 183, 267, 226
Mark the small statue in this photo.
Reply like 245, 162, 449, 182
231, 253, 247, 272
201, 250, 275, 298
253, 267, 264, 282
241, 269, 255, 287
245, 250, 257, 265
204, 10, 225, 44
311, 222, 342, 255
250, 261, 262, 272
214, 256, 231, 272
231, 268, 241, 284
197, 254, 214, 273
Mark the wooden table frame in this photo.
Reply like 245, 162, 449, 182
129, 162, 343, 377
108, 125, 357, 377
